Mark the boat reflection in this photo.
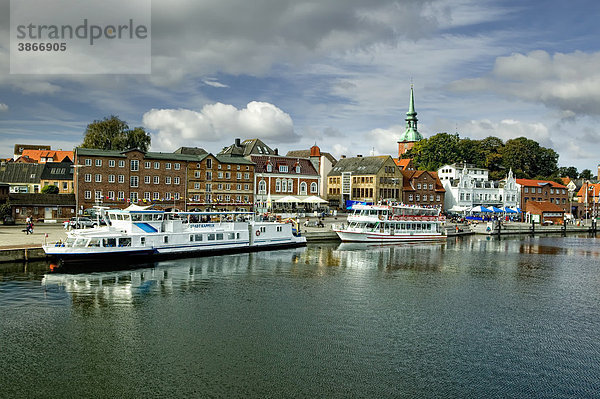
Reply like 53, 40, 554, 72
41, 248, 307, 309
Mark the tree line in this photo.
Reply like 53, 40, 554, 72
405, 132, 590, 181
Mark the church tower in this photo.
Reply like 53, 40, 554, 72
397, 85, 424, 157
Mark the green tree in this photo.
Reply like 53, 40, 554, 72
558, 166, 579, 179
41, 185, 59, 194
410, 132, 461, 171
82, 115, 151, 152
580, 169, 593, 180
501, 137, 558, 178
477, 136, 504, 172
0, 202, 10, 219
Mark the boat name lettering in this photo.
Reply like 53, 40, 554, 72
190, 223, 215, 228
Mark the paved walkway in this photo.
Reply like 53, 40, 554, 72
0, 223, 68, 249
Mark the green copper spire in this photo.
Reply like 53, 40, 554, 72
398, 85, 423, 142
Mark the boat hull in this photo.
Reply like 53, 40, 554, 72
44, 238, 307, 269
334, 229, 446, 243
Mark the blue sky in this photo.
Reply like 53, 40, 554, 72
1, 0, 600, 172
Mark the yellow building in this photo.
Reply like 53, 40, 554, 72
327, 155, 402, 208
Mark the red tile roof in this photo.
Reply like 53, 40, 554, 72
576, 183, 600, 198
21, 149, 73, 163
250, 155, 319, 176
516, 179, 566, 189
394, 158, 413, 169
525, 200, 565, 213
400, 170, 445, 192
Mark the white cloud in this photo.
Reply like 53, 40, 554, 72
143, 101, 299, 151
365, 125, 404, 156
462, 118, 553, 148
451, 50, 600, 116
0, 103, 7, 112
202, 79, 229, 88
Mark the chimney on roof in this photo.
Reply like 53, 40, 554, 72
274, 148, 278, 155
341, 155, 346, 159
235, 138, 241, 147
357, 154, 362, 158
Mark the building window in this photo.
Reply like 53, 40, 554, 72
118, 175, 125, 183
165, 192, 171, 200
436, 195, 440, 202
108, 191, 115, 199
84, 173, 92, 182
300, 182, 307, 195
310, 182, 317, 193
206, 183, 212, 192
174, 193, 180, 200
174, 177, 180, 185
153, 176, 159, 184
194, 182, 200, 189
225, 172, 231, 179
95, 174, 102, 182
130, 192, 138, 202
118, 191, 125, 200
130, 176, 139, 187
109, 175, 115, 183
109, 160, 115, 167
218, 172, 223, 179
174, 163, 180, 170
430, 195, 434, 201
237, 184, 242, 190
85, 159, 92, 166
275, 179, 281, 192
84, 190, 91, 199
166, 163, 171, 170
194, 171, 201, 178
244, 184, 249, 190
429, 184, 433, 190
417, 183, 421, 189
206, 159, 212, 168
95, 159, 102, 167
118, 160, 125, 168
144, 192, 150, 200
226, 184, 231, 191
279, 165, 288, 173
258, 180, 267, 194
237, 172, 242, 180
144, 176, 150, 184
288, 179, 293, 192
281, 180, 287, 192
244, 173, 250, 179
154, 162, 160, 169
408, 194, 413, 202
95, 190, 102, 200
217, 184, 223, 190
206, 171, 212, 180
416, 194, 420, 202
145, 161, 151, 169
130, 160, 139, 171
266, 164, 272, 172
153, 192, 159, 200
165, 176, 172, 185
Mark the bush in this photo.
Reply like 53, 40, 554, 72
41, 185, 59, 194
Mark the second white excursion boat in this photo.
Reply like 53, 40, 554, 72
333, 204, 446, 243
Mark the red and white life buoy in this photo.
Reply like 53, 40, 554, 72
256, 230, 261, 236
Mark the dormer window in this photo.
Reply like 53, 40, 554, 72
279, 165, 288, 173
266, 164, 272, 172
296, 166, 300, 173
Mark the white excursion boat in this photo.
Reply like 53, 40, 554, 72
333, 204, 446, 243
43, 206, 306, 265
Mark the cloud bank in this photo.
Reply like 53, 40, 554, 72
143, 101, 299, 151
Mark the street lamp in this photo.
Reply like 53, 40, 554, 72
71, 163, 84, 217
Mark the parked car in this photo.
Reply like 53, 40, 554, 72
64, 217, 97, 229
3, 215, 15, 225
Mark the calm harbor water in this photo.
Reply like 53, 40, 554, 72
2, 236, 600, 398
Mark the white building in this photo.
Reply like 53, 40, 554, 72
438, 163, 518, 211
